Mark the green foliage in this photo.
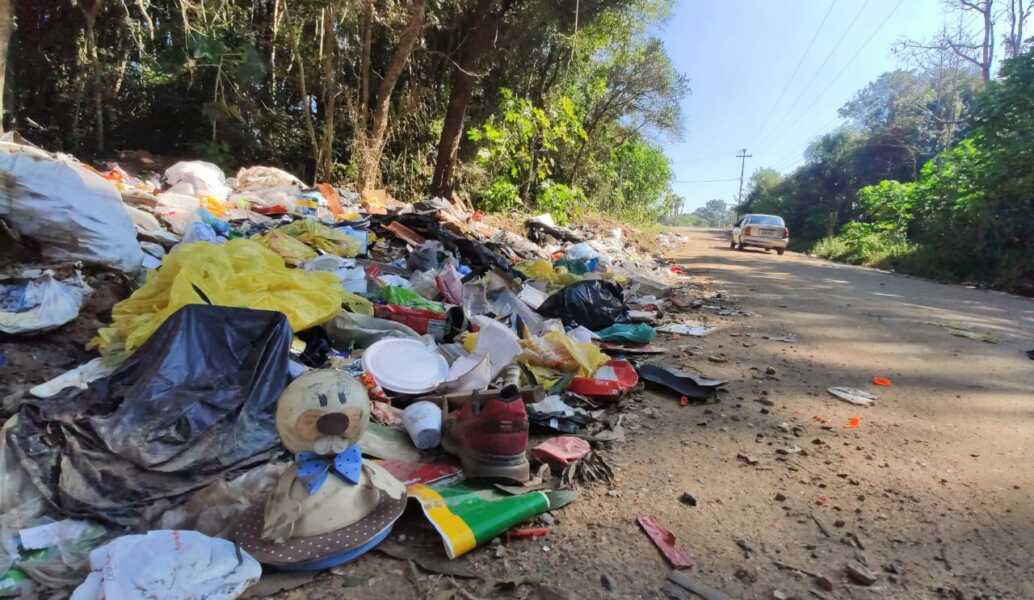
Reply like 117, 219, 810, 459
809, 47, 1034, 293
537, 182, 585, 225
690, 199, 733, 228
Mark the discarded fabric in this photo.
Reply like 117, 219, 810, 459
70, 530, 261, 600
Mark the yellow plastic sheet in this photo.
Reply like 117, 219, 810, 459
90, 240, 345, 357
519, 330, 608, 377
255, 229, 317, 266
278, 219, 361, 257
518, 259, 558, 284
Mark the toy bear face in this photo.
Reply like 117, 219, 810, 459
276, 369, 371, 455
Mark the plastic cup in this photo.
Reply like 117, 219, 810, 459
402, 401, 442, 449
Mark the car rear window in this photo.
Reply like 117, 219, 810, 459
748, 215, 784, 226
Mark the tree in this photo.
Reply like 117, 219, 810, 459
354, 0, 426, 190
901, 1, 995, 82
1003, 0, 1032, 57
0, 0, 10, 131
691, 199, 731, 227
431, 0, 511, 197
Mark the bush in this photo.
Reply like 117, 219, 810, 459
812, 222, 916, 269
537, 182, 584, 225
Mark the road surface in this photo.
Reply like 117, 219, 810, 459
283, 229, 1034, 600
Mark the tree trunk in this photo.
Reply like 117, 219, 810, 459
980, 1, 993, 82
430, 0, 504, 197
0, 0, 11, 132
317, 2, 339, 181
357, 0, 426, 190
79, 0, 105, 154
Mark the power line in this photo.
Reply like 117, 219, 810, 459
788, 0, 907, 128
672, 177, 744, 184
753, 0, 839, 144
754, 0, 871, 151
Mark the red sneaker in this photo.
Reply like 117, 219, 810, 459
442, 385, 530, 482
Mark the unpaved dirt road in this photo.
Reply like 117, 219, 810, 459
280, 229, 1034, 600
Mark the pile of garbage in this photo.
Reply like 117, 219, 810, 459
0, 138, 727, 598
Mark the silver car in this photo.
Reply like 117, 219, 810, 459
730, 214, 789, 255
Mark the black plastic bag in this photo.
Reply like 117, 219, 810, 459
536, 280, 628, 330
8, 304, 292, 526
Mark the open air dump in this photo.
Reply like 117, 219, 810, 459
1, 137, 1033, 600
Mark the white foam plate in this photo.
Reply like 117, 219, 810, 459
361, 338, 449, 395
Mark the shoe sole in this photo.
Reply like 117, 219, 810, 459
442, 435, 530, 483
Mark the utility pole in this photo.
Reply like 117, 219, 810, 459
736, 148, 752, 204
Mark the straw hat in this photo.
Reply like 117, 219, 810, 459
230, 370, 406, 569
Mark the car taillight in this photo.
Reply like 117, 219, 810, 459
782, 228, 789, 239
745, 227, 753, 236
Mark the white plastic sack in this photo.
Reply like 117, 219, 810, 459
70, 530, 261, 600
0, 272, 89, 335
0, 142, 144, 272
164, 161, 229, 200
233, 165, 304, 191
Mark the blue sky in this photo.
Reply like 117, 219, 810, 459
655, 0, 948, 210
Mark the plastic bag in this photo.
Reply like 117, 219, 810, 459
181, 221, 222, 244
519, 330, 608, 377
29, 358, 117, 399
0, 271, 89, 335
276, 219, 361, 257
164, 160, 229, 200
90, 240, 343, 358
536, 280, 628, 331
12, 305, 292, 526
382, 286, 445, 313
409, 270, 441, 301
153, 191, 201, 235
564, 242, 601, 261
594, 323, 656, 344
436, 261, 464, 305
70, 530, 261, 600
234, 165, 304, 191
0, 142, 144, 272
254, 229, 317, 265
325, 311, 419, 350
518, 259, 560, 284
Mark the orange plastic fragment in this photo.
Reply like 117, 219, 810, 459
872, 376, 892, 386
847, 416, 861, 429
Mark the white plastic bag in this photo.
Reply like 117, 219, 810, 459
0, 271, 89, 335
164, 161, 229, 200
0, 142, 144, 272
153, 191, 201, 235
70, 530, 261, 600
233, 165, 304, 191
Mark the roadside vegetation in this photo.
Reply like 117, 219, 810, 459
6, 0, 686, 226
739, 1, 1033, 294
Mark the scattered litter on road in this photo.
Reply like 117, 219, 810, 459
638, 364, 726, 401
827, 386, 877, 407
664, 570, 735, 600
657, 322, 715, 336
637, 516, 692, 569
